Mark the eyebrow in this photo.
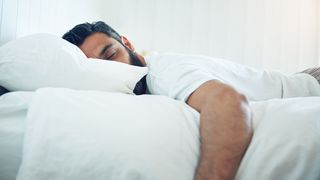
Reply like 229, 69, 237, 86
99, 44, 113, 57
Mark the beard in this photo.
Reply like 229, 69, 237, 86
127, 49, 144, 67
125, 48, 147, 95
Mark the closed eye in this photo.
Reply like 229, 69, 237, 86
106, 51, 116, 60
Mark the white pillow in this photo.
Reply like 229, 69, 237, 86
0, 34, 147, 94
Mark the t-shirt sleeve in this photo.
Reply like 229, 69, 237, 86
168, 66, 215, 101
146, 55, 219, 102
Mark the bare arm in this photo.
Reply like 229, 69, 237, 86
187, 80, 253, 180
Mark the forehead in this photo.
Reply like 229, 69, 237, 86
79, 32, 117, 58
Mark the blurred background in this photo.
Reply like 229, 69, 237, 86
0, 0, 319, 73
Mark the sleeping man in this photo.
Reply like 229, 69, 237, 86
63, 21, 320, 180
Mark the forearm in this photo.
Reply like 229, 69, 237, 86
195, 93, 252, 180
187, 80, 253, 180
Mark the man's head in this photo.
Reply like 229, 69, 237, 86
62, 21, 145, 67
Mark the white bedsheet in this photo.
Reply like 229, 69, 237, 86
0, 92, 33, 180
13, 88, 320, 180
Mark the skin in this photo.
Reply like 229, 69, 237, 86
80, 32, 253, 180
79, 33, 146, 66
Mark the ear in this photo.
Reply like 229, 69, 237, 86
121, 36, 135, 51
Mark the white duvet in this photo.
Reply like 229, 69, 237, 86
15, 88, 320, 180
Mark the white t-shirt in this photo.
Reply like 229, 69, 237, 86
145, 52, 320, 102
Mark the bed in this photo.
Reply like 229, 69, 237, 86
0, 34, 320, 180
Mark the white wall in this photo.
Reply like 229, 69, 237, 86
318, 0, 320, 65
0, 0, 105, 44
0, 0, 19, 45
103, 0, 320, 73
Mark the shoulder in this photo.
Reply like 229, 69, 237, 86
145, 52, 219, 101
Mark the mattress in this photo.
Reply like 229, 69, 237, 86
0, 91, 32, 180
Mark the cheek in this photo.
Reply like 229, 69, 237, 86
116, 49, 131, 64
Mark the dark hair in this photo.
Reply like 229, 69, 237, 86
62, 21, 122, 46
